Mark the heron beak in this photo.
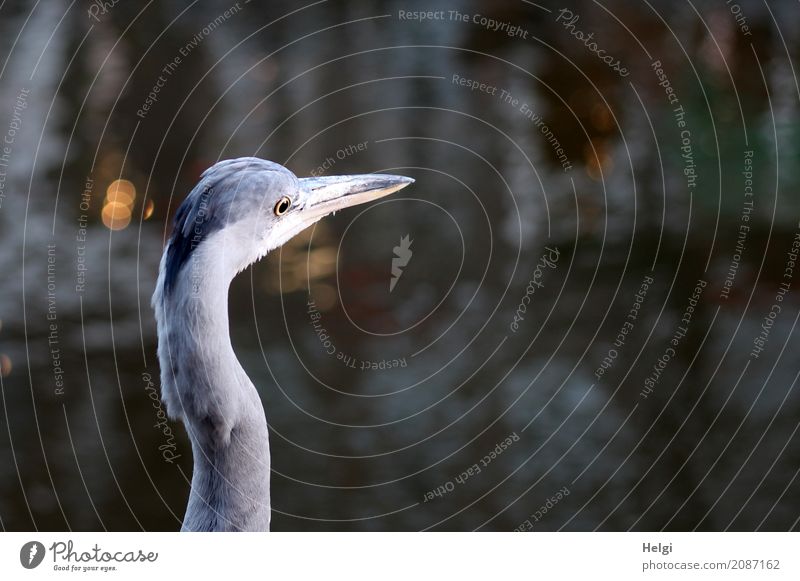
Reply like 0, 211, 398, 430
298, 174, 414, 221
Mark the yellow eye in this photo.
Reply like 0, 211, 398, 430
274, 196, 292, 216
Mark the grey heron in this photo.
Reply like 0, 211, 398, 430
151, 157, 414, 531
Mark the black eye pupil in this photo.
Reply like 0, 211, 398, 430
275, 197, 291, 215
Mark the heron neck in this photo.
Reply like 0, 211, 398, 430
169, 260, 272, 531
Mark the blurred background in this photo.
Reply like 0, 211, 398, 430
0, 0, 799, 531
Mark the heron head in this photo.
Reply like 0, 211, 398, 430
158, 157, 414, 297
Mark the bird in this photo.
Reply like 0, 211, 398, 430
151, 157, 414, 531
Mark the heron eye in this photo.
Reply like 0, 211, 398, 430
274, 196, 292, 216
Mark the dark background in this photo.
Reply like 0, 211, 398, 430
0, 0, 799, 531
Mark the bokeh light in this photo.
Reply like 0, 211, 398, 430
102, 179, 136, 230
101, 200, 132, 230
0, 354, 12, 378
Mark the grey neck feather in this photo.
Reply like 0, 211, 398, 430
154, 244, 271, 531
